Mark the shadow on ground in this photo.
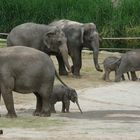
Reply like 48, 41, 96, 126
58, 110, 140, 122
8, 108, 140, 123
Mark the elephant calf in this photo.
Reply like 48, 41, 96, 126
50, 85, 83, 114
103, 56, 130, 81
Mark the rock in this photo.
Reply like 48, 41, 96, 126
0, 130, 3, 135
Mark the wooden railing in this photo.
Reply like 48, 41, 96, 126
0, 36, 140, 51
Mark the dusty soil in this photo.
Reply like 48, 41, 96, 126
1, 51, 140, 140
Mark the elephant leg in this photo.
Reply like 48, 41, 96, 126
115, 70, 117, 80
1, 78, 17, 118
115, 61, 126, 82
50, 104, 56, 113
33, 92, 42, 116
56, 55, 68, 75
121, 74, 125, 81
71, 50, 82, 78
38, 84, 53, 117
115, 69, 123, 82
131, 71, 138, 81
65, 100, 70, 113
127, 72, 130, 80
104, 69, 111, 82
62, 101, 66, 113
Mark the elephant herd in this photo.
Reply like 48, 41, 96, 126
103, 51, 139, 82
0, 19, 140, 118
7, 20, 102, 77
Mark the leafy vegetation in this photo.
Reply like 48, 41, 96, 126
0, 0, 140, 48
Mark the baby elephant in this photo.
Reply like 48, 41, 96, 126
103, 56, 130, 81
50, 85, 83, 114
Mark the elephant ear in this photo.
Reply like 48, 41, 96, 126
43, 27, 63, 49
84, 23, 96, 31
81, 23, 97, 42
43, 29, 56, 49
81, 23, 97, 43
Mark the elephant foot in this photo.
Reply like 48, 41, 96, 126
40, 111, 51, 117
33, 110, 41, 116
105, 79, 111, 82
51, 110, 56, 113
72, 75, 81, 79
61, 110, 66, 113
132, 77, 138, 81
115, 79, 121, 82
5, 113, 17, 118
59, 71, 68, 76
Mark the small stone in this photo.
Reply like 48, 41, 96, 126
0, 130, 3, 135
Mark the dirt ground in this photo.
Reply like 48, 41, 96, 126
1, 51, 140, 140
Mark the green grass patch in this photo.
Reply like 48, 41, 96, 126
0, 116, 64, 128
0, 39, 6, 48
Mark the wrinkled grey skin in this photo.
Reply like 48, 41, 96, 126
7, 23, 71, 72
103, 56, 130, 82
115, 50, 139, 82
50, 85, 83, 114
0, 46, 56, 118
49, 20, 102, 77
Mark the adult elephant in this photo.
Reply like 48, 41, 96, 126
0, 46, 61, 118
7, 23, 71, 73
115, 50, 139, 82
49, 19, 103, 77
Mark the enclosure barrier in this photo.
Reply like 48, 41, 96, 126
102, 37, 140, 40
0, 36, 140, 51
101, 37, 140, 51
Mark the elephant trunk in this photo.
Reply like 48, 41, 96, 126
59, 44, 71, 72
76, 100, 83, 114
92, 32, 103, 72
93, 51, 102, 72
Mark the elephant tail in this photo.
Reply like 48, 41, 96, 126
55, 70, 68, 87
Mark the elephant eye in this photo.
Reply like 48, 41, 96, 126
57, 40, 62, 45
89, 36, 94, 40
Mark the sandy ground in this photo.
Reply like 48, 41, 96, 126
0, 51, 140, 140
